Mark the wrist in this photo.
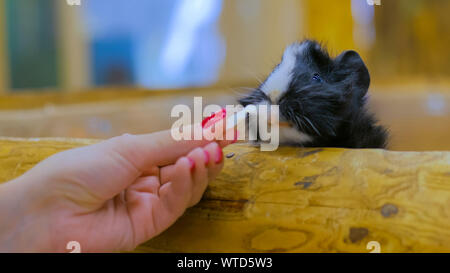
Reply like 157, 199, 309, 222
0, 178, 23, 251
0, 176, 49, 252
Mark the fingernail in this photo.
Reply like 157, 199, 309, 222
187, 157, 195, 171
202, 108, 226, 129
203, 150, 210, 164
215, 146, 223, 164
231, 130, 239, 144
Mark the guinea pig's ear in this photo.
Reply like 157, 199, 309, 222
334, 50, 370, 97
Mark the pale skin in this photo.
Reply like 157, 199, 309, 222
0, 128, 233, 252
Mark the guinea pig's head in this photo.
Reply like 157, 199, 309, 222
239, 40, 371, 145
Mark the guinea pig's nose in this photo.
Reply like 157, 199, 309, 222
272, 119, 292, 128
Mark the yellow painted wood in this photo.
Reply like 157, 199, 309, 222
0, 86, 233, 110
0, 137, 98, 182
1, 137, 450, 252
303, 0, 355, 54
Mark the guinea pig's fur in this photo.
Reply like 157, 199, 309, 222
239, 40, 388, 148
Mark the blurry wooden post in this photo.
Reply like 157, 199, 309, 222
303, 0, 356, 53
56, 0, 90, 91
0, 0, 9, 94
1, 137, 450, 253
217, 0, 304, 87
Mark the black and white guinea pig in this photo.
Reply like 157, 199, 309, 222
238, 40, 388, 148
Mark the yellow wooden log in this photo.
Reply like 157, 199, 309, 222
1, 137, 450, 253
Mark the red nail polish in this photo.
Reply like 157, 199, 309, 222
203, 150, 210, 164
202, 108, 226, 129
187, 157, 195, 171
215, 146, 223, 163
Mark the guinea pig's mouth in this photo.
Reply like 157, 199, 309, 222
277, 121, 293, 128
269, 119, 294, 129
265, 111, 293, 128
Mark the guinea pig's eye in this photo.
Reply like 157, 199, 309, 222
312, 73, 323, 83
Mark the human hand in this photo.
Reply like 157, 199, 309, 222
0, 129, 233, 252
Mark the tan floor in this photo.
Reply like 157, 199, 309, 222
0, 85, 448, 151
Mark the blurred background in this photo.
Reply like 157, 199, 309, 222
0, 0, 448, 150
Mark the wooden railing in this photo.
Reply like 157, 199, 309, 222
1, 137, 450, 252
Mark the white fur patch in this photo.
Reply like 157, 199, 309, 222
260, 42, 308, 102
279, 127, 313, 144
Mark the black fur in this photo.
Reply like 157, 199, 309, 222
238, 40, 388, 148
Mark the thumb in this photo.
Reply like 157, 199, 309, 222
103, 124, 234, 172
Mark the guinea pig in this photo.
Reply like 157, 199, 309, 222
238, 40, 388, 148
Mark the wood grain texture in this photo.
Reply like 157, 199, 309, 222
0, 137, 450, 253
